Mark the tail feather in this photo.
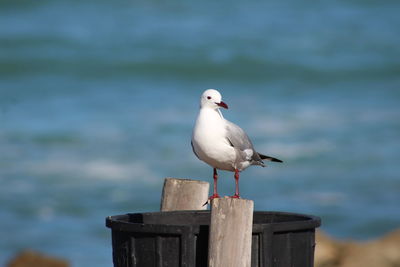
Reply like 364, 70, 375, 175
257, 153, 283, 163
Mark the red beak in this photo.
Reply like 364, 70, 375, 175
217, 101, 228, 109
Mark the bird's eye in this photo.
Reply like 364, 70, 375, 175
207, 96, 211, 100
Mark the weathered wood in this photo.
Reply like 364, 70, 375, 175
208, 197, 254, 267
160, 178, 210, 211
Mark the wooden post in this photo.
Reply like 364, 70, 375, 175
160, 178, 210, 211
208, 198, 254, 267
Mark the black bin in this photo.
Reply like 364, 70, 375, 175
106, 210, 321, 267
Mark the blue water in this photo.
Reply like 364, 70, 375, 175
1, 0, 400, 266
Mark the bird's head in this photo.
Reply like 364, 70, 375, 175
200, 89, 228, 110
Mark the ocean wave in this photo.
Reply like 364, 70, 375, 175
259, 140, 334, 160
22, 158, 159, 183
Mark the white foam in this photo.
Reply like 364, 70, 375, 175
38, 206, 55, 221
248, 107, 344, 136
23, 157, 158, 183
307, 192, 347, 205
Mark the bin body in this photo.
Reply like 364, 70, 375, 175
106, 211, 321, 267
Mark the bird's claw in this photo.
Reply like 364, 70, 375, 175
202, 193, 220, 206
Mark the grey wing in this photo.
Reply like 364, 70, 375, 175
224, 120, 264, 164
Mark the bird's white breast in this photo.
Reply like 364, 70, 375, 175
192, 108, 236, 171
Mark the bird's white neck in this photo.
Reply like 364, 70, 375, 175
195, 107, 225, 132
199, 107, 224, 121
216, 109, 224, 119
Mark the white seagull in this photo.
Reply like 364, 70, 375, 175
191, 89, 282, 201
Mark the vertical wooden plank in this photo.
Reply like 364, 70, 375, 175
160, 178, 210, 211
160, 178, 210, 266
134, 235, 156, 267
262, 229, 274, 267
272, 232, 291, 267
195, 225, 209, 267
291, 230, 315, 267
251, 234, 260, 267
158, 235, 181, 267
112, 230, 131, 267
208, 198, 254, 267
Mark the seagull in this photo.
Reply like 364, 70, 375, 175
191, 89, 282, 201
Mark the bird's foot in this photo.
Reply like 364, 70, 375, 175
229, 194, 240, 199
209, 193, 221, 200
203, 193, 220, 206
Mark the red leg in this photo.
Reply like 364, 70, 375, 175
231, 169, 240, 198
213, 168, 219, 198
204, 168, 220, 205
210, 168, 220, 200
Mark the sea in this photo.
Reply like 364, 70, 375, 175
1, 0, 399, 266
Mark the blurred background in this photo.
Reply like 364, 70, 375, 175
1, 0, 399, 266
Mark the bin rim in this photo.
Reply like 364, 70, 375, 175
106, 210, 321, 231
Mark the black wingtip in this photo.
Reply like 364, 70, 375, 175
258, 153, 283, 163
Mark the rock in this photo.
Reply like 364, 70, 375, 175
340, 229, 400, 267
379, 228, 400, 265
315, 229, 400, 267
7, 250, 69, 267
315, 230, 342, 267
